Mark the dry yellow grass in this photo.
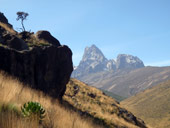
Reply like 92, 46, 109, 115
121, 80, 170, 128
64, 78, 147, 128
0, 22, 17, 34
0, 72, 104, 128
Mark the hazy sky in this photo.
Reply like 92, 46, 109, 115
1, 0, 170, 66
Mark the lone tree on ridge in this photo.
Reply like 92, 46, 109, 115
16, 11, 29, 32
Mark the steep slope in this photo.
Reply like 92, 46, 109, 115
0, 71, 147, 128
0, 72, 104, 128
121, 80, 170, 128
64, 78, 147, 128
76, 66, 170, 97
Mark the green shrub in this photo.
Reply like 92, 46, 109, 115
21, 101, 45, 123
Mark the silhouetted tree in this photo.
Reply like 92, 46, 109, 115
16, 11, 29, 31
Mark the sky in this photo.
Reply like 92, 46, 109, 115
0, 0, 170, 66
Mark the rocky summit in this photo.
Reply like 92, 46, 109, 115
116, 54, 144, 69
73, 45, 108, 78
0, 12, 73, 99
72, 44, 144, 78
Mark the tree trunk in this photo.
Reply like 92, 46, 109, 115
21, 19, 25, 31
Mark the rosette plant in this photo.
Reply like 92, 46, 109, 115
21, 101, 46, 123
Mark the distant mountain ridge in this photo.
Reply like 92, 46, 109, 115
72, 44, 144, 78
72, 45, 170, 98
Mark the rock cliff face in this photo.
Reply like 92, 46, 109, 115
73, 45, 108, 78
0, 13, 73, 99
72, 44, 144, 78
116, 54, 144, 69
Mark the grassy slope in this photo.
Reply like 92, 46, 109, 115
64, 78, 147, 128
0, 72, 104, 128
121, 80, 170, 128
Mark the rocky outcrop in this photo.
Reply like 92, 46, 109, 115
35, 31, 60, 46
0, 12, 13, 28
106, 59, 116, 70
0, 45, 73, 99
0, 13, 73, 99
116, 54, 144, 69
0, 22, 28, 51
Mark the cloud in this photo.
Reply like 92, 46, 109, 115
145, 60, 170, 66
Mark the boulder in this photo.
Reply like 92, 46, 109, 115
35, 31, 60, 46
0, 27, 28, 51
0, 45, 73, 99
6, 36, 29, 50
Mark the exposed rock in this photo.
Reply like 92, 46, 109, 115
6, 36, 28, 50
0, 13, 73, 99
18, 31, 34, 40
73, 85, 79, 96
106, 59, 116, 70
0, 12, 13, 28
116, 54, 144, 69
0, 26, 28, 51
0, 45, 73, 99
72, 45, 108, 78
35, 31, 60, 46
72, 45, 144, 79
81, 45, 107, 63
88, 93, 96, 98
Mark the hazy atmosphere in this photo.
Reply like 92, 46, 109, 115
1, 0, 170, 66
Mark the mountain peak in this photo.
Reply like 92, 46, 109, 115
116, 54, 144, 69
91, 44, 97, 48
82, 44, 107, 62
72, 45, 145, 78
72, 45, 108, 77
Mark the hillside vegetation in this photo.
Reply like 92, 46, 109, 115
121, 80, 170, 128
64, 78, 147, 128
0, 72, 104, 128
